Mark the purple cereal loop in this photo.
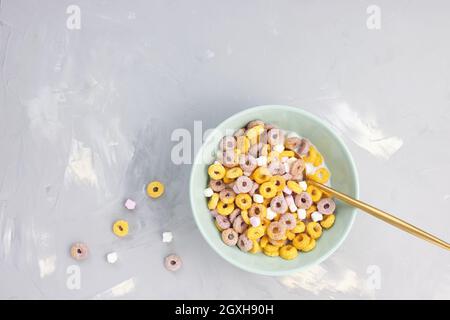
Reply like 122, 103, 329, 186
219, 188, 236, 203
317, 198, 336, 215
70, 243, 88, 261
210, 210, 219, 218
294, 192, 313, 209
279, 213, 296, 230
298, 138, 311, 155
237, 234, 253, 252
222, 228, 239, 246
220, 136, 236, 151
235, 176, 253, 193
232, 215, 248, 234
222, 150, 237, 168
249, 182, 260, 196
268, 128, 285, 146
270, 195, 288, 213
267, 221, 287, 240
249, 143, 263, 158
215, 215, 231, 229
239, 154, 257, 172
164, 254, 182, 271
210, 179, 225, 192
282, 173, 292, 181
232, 184, 241, 194
229, 208, 241, 223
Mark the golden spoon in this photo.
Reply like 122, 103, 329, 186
289, 149, 450, 250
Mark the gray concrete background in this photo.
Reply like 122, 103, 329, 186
0, 0, 449, 299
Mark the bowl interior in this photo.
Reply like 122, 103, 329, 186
190, 105, 359, 276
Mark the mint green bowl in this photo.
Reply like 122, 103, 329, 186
189, 105, 359, 276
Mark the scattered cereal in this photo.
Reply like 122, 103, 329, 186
124, 199, 136, 210
164, 254, 182, 271
70, 243, 88, 261
113, 220, 129, 237
146, 181, 165, 198
162, 232, 173, 243
106, 252, 118, 264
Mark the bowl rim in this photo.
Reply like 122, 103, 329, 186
189, 105, 359, 276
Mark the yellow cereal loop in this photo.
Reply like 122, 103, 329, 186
208, 163, 226, 180
259, 182, 278, 199
208, 193, 219, 210
269, 238, 286, 247
267, 151, 280, 163
302, 238, 316, 252
247, 226, 265, 240
235, 194, 252, 210
287, 181, 302, 194
146, 181, 165, 198
306, 222, 323, 239
304, 146, 317, 163
292, 221, 306, 233
252, 167, 271, 184
263, 249, 279, 257
313, 151, 323, 166
286, 230, 296, 241
310, 167, 330, 184
236, 136, 250, 153
263, 243, 279, 256
216, 201, 235, 216
262, 197, 271, 207
113, 220, 129, 237
292, 233, 310, 250
320, 214, 335, 229
241, 209, 250, 224
306, 185, 323, 202
279, 150, 295, 159
279, 245, 298, 260
222, 176, 235, 184
260, 235, 269, 248
226, 167, 243, 179
270, 176, 286, 192
306, 205, 316, 220
249, 240, 261, 254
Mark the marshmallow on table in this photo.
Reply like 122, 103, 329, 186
162, 232, 173, 243
106, 252, 118, 264
124, 199, 136, 210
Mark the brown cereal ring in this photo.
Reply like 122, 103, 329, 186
285, 137, 302, 151
239, 155, 257, 172
270, 195, 288, 214
164, 254, 182, 271
237, 234, 253, 252
317, 198, 336, 215
290, 159, 306, 177
295, 192, 313, 209
279, 213, 296, 230
219, 188, 236, 204
235, 175, 254, 194
298, 138, 311, 155
215, 215, 231, 230
70, 243, 88, 261
210, 179, 225, 192
267, 221, 287, 240
232, 215, 248, 234
222, 228, 239, 246
220, 136, 236, 151
267, 129, 284, 146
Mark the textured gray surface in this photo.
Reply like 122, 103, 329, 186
0, 0, 449, 299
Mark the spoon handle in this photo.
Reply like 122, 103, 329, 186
308, 180, 450, 251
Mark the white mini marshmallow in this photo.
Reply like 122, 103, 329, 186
289, 203, 298, 213
283, 162, 290, 173
273, 144, 285, 153
162, 232, 173, 243
297, 209, 307, 220
299, 181, 308, 192
250, 216, 261, 227
305, 163, 316, 175
287, 132, 301, 138
203, 187, 214, 197
253, 194, 264, 204
106, 252, 118, 264
282, 186, 292, 195
281, 157, 289, 163
124, 199, 136, 210
256, 156, 268, 167
311, 211, 323, 222
266, 207, 277, 220
244, 171, 252, 176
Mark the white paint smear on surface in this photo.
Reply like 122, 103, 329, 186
279, 264, 373, 297
93, 278, 136, 299
38, 255, 56, 278
64, 139, 99, 187
325, 103, 403, 160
